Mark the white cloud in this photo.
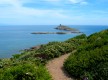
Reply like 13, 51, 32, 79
0, 0, 69, 18
80, 1, 88, 5
0, 0, 72, 25
44, 0, 60, 2
93, 10, 108, 14
69, 0, 82, 3
69, 0, 88, 4
43, 0, 88, 5
0, 0, 107, 25
0, 0, 21, 8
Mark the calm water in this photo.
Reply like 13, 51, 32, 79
0, 25, 107, 58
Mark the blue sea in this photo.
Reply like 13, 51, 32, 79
0, 25, 107, 58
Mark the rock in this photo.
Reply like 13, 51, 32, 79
55, 24, 79, 31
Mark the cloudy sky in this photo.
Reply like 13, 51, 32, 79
0, 0, 108, 25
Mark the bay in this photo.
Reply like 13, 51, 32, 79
0, 25, 107, 58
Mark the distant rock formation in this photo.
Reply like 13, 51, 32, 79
31, 32, 68, 34
55, 24, 79, 31
31, 24, 83, 35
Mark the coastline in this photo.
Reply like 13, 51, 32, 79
24, 45, 41, 51
0, 25, 107, 58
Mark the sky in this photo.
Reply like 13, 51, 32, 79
0, 0, 108, 25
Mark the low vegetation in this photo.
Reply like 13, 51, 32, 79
64, 29, 108, 80
0, 34, 83, 80
0, 59, 51, 80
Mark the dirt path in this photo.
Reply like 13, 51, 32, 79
46, 53, 75, 80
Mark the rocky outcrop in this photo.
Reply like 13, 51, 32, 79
55, 24, 79, 31
31, 24, 83, 35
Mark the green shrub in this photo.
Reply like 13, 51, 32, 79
64, 29, 108, 80
0, 63, 51, 80
37, 42, 75, 60
73, 34, 87, 39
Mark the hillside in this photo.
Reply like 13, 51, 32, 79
0, 33, 86, 80
64, 29, 108, 80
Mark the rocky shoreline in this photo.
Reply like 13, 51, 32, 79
24, 45, 41, 51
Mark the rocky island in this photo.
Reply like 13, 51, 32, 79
31, 24, 82, 34
55, 24, 79, 31
31, 32, 71, 34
